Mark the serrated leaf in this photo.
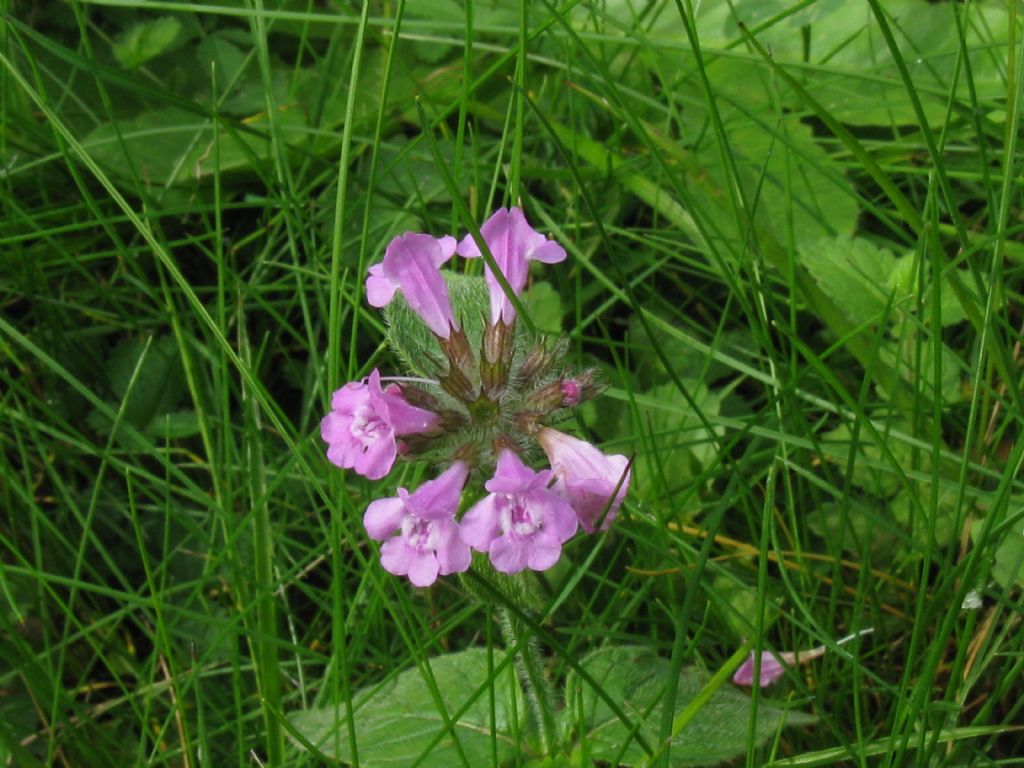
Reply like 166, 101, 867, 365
799, 236, 908, 324
290, 648, 527, 766
567, 646, 815, 767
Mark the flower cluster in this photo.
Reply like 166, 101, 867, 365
322, 207, 631, 586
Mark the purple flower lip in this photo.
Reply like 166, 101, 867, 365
366, 233, 459, 338
320, 369, 440, 480
363, 461, 471, 587
456, 207, 566, 326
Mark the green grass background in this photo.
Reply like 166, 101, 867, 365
3, 0, 1024, 765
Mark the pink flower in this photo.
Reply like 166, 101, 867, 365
366, 233, 459, 338
363, 462, 471, 587
460, 449, 578, 574
456, 208, 566, 325
536, 427, 631, 533
320, 369, 439, 480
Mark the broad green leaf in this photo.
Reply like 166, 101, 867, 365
81, 108, 212, 189
194, 33, 288, 117
82, 105, 310, 186
290, 648, 527, 766
112, 17, 184, 69
808, 500, 908, 560
566, 646, 815, 767
145, 409, 201, 439
891, 482, 960, 549
711, 573, 778, 640
799, 236, 909, 325
687, 115, 858, 255
878, 336, 965, 405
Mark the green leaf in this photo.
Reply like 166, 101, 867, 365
799, 236, 909, 325
88, 335, 186, 433
818, 422, 914, 498
566, 646, 815, 767
289, 648, 527, 766
524, 282, 563, 334
686, 114, 858, 256
81, 107, 211, 189
972, 518, 1024, 590
144, 409, 200, 439
112, 17, 184, 69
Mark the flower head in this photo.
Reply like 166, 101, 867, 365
321, 369, 439, 480
536, 427, 630, 532
363, 461, 471, 587
456, 208, 566, 326
460, 449, 577, 574
366, 233, 459, 338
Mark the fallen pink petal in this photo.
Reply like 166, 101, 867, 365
733, 629, 873, 687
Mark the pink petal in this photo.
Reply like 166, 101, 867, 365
379, 538, 414, 577
330, 380, 370, 413
365, 263, 398, 308
485, 449, 550, 494
325, 438, 364, 471
405, 461, 468, 521
382, 233, 457, 338
364, 497, 407, 540
525, 529, 564, 571
530, 239, 567, 264
406, 552, 441, 587
319, 411, 349, 445
380, 387, 440, 436
459, 495, 502, 551
732, 651, 786, 687
456, 208, 565, 325
537, 428, 631, 532
353, 433, 397, 480
489, 536, 529, 574
434, 519, 471, 575
436, 235, 457, 262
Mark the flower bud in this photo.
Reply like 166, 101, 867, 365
516, 337, 567, 384
480, 318, 515, 398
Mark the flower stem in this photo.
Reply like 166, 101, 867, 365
498, 606, 559, 756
